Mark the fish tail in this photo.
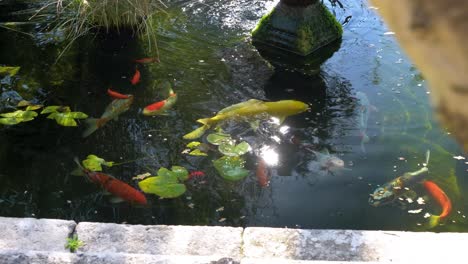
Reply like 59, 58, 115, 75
183, 125, 210, 139
428, 215, 440, 228
70, 157, 86, 177
82, 118, 100, 138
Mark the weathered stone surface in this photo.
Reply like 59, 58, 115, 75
370, 0, 468, 151
243, 227, 468, 262
241, 260, 381, 264
0, 250, 240, 264
76, 222, 243, 258
0, 217, 76, 252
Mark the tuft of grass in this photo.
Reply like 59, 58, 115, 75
65, 234, 84, 252
35, 0, 166, 61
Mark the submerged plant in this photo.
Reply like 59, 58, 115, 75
65, 234, 84, 252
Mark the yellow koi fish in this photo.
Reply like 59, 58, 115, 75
183, 99, 309, 139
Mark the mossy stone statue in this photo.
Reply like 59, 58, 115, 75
252, 0, 342, 56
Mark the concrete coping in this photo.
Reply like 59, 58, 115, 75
0, 216, 467, 263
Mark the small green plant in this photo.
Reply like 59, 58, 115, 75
65, 234, 84, 252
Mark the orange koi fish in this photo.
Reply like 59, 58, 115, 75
130, 68, 141, 85
74, 158, 147, 205
423, 180, 452, 227
256, 158, 269, 187
188, 171, 205, 180
107, 88, 130, 99
143, 83, 177, 116
134, 57, 160, 64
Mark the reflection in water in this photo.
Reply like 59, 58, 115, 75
0, 0, 466, 231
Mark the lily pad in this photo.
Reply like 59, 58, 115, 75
43, 106, 88, 127
0, 66, 20, 76
171, 166, 189, 181
82, 155, 114, 172
207, 132, 231, 145
189, 149, 208, 156
138, 175, 186, 198
40, 106, 71, 114
0, 110, 38, 125
186, 141, 201, 148
213, 156, 249, 181
218, 141, 251, 157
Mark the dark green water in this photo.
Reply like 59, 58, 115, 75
0, 0, 467, 231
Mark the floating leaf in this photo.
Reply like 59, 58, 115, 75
171, 166, 189, 181
17, 100, 31, 107
213, 156, 249, 181
40, 105, 71, 114
138, 175, 186, 198
0, 66, 20, 76
207, 132, 231, 145
218, 141, 251, 157
82, 155, 114, 172
0, 110, 37, 125
189, 149, 208, 156
157, 167, 172, 178
132, 172, 151, 180
186, 141, 201, 149
45, 109, 88, 127
25, 105, 43, 111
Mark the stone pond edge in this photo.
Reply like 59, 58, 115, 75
1, 216, 467, 263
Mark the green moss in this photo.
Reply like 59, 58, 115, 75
297, 26, 314, 55
251, 8, 274, 38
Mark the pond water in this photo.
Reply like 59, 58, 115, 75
0, 0, 467, 231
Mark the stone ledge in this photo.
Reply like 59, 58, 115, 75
0, 250, 240, 264
76, 222, 244, 258
243, 227, 468, 262
0, 217, 76, 252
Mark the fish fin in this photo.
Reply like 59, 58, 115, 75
249, 120, 261, 131
428, 215, 440, 228
70, 167, 86, 177
109, 196, 125, 203
277, 115, 286, 124
82, 118, 100, 138
425, 149, 431, 166
183, 125, 209, 139
196, 118, 211, 125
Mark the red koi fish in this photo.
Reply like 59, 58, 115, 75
188, 171, 205, 180
134, 57, 160, 64
143, 85, 177, 116
256, 158, 269, 187
107, 88, 130, 99
74, 158, 147, 205
130, 68, 141, 85
423, 180, 452, 227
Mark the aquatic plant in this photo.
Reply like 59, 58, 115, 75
138, 166, 189, 198
41, 106, 88, 127
82, 154, 114, 172
0, 66, 20, 76
65, 234, 84, 252
0, 110, 38, 125
213, 156, 249, 181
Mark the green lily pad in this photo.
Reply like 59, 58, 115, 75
189, 149, 208, 156
25, 105, 43, 111
157, 167, 172, 178
138, 175, 186, 198
171, 166, 189, 181
82, 155, 114, 172
0, 66, 20, 76
186, 141, 201, 148
213, 156, 249, 181
40, 105, 71, 114
0, 110, 38, 125
207, 132, 231, 145
43, 107, 88, 127
218, 141, 251, 157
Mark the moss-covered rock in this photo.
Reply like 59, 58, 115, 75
252, 1, 342, 56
